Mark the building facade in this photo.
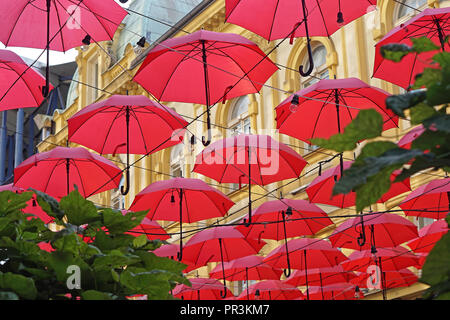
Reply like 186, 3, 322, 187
37, 0, 449, 300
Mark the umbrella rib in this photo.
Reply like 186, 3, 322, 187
4, 1, 30, 47
182, 189, 191, 224
129, 107, 150, 154
40, 159, 60, 195
309, 90, 335, 140
147, 189, 173, 221
268, 0, 281, 41
70, 160, 88, 196
314, 0, 331, 37
98, 106, 124, 155
52, 0, 66, 52
217, 145, 241, 184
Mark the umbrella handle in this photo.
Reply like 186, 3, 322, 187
356, 212, 366, 247
282, 211, 292, 278
120, 169, 130, 195
201, 108, 212, 147
299, 0, 314, 77
220, 287, 227, 299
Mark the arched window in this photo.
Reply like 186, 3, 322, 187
229, 96, 251, 136
170, 143, 184, 178
301, 44, 329, 88
394, 0, 427, 25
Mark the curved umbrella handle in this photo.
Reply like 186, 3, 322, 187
202, 108, 212, 147
356, 213, 366, 247
220, 286, 228, 299
299, 39, 314, 77
120, 169, 130, 195
282, 211, 292, 278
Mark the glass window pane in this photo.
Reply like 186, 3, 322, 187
230, 96, 249, 120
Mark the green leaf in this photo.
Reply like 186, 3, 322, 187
134, 251, 187, 275
81, 290, 113, 300
409, 103, 438, 125
310, 109, 383, 152
0, 272, 37, 300
59, 190, 101, 226
102, 208, 147, 234
411, 37, 440, 53
92, 251, 140, 272
353, 141, 398, 166
385, 90, 427, 117
380, 43, 412, 62
132, 235, 148, 249
33, 189, 65, 220
423, 114, 450, 133
413, 68, 442, 89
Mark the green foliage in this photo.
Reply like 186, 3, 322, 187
0, 189, 188, 300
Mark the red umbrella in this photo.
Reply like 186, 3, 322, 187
129, 177, 234, 260
235, 198, 333, 277
237, 280, 304, 300
275, 78, 398, 144
125, 216, 170, 241
399, 178, 450, 220
329, 213, 418, 251
306, 161, 410, 208
182, 226, 261, 298
0, 183, 53, 224
373, 7, 450, 89
351, 268, 418, 290
0, 49, 52, 111
285, 266, 357, 288
0, 0, 127, 96
152, 243, 198, 273
172, 278, 233, 300
133, 30, 277, 146
308, 283, 362, 300
263, 238, 347, 300
13, 147, 122, 199
209, 255, 282, 299
193, 134, 307, 225
225, 1, 376, 76
68, 95, 188, 195
406, 219, 449, 254
398, 125, 426, 149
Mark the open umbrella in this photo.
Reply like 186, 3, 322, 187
13, 147, 122, 199
193, 134, 307, 226
182, 226, 261, 298
399, 178, 450, 220
373, 7, 450, 89
0, 0, 127, 96
209, 255, 282, 299
172, 278, 233, 300
237, 280, 304, 300
329, 213, 419, 251
152, 243, 198, 273
351, 268, 418, 290
263, 238, 347, 300
125, 216, 170, 241
235, 198, 333, 277
406, 219, 449, 254
0, 183, 53, 224
133, 30, 277, 146
225, 0, 376, 75
0, 49, 52, 111
68, 95, 188, 195
129, 177, 234, 261
275, 78, 399, 144
308, 283, 362, 300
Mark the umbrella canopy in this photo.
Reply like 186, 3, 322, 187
373, 7, 450, 89
209, 255, 282, 282
225, 0, 377, 41
329, 213, 419, 251
285, 266, 357, 288
152, 243, 198, 273
306, 161, 411, 208
0, 49, 52, 111
125, 217, 170, 241
406, 219, 449, 254
237, 280, 304, 300
275, 78, 399, 143
0, 0, 127, 51
351, 268, 418, 290
172, 278, 233, 300
13, 147, 122, 199
398, 125, 426, 149
0, 183, 53, 224
399, 178, 450, 220
341, 246, 420, 272
133, 30, 277, 146
308, 283, 361, 300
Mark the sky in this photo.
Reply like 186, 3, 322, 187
1, 0, 131, 66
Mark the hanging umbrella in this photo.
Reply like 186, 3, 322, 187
0, 183, 53, 224
329, 213, 419, 251
285, 266, 357, 289
225, 0, 376, 76
153, 243, 198, 273
306, 161, 410, 208
132, 30, 278, 146
129, 177, 234, 261
172, 278, 233, 300
399, 178, 450, 220
308, 283, 362, 300
237, 280, 304, 300
235, 198, 333, 277
398, 125, 426, 149
193, 134, 307, 226
406, 219, 449, 254
0, 49, 52, 111
275, 78, 399, 144
68, 95, 187, 195
124, 216, 170, 241
262, 238, 347, 300
373, 7, 450, 89
209, 255, 282, 299
182, 226, 262, 298
13, 146, 122, 199
351, 268, 418, 290
0, 0, 127, 96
